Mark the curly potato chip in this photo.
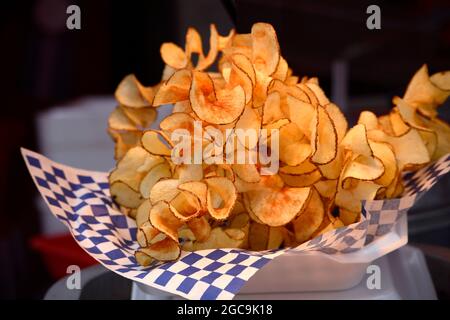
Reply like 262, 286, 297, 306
108, 106, 138, 131
160, 42, 188, 70
367, 128, 430, 170
249, 222, 269, 250
135, 200, 152, 228
263, 91, 283, 124
404, 65, 450, 116
109, 146, 160, 190
335, 180, 382, 213
149, 201, 183, 242
419, 116, 450, 160
234, 105, 261, 149
108, 130, 142, 161
310, 106, 338, 165
153, 69, 192, 106
110, 181, 143, 208
325, 103, 348, 143
190, 71, 246, 124
185, 27, 203, 59
121, 106, 157, 129
168, 191, 201, 221
136, 237, 181, 263
339, 208, 360, 226
187, 216, 211, 242
196, 24, 219, 71
280, 169, 322, 188
305, 82, 329, 106
160, 112, 196, 134
314, 179, 338, 199
272, 57, 288, 81
232, 164, 260, 183
358, 111, 379, 131
229, 56, 254, 104
269, 79, 310, 103
287, 95, 315, 137
251, 22, 280, 76
340, 154, 385, 188
292, 187, 324, 243
341, 124, 373, 158
279, 122, 312, 166
149, 179, 180, 204
137, 221, 163, 247
205, 177, 237, 220
370, 140, 398, 187
141, 130, 173, 156
187, 227, 246, 250
115, 74, 154, 108
140, 162, 172, 198
246, 186, 311, 227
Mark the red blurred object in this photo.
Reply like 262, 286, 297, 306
30, 233, 98, 279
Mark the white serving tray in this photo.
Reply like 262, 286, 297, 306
133, 214, 410, 298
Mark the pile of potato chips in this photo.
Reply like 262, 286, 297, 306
107, 23, 450, 265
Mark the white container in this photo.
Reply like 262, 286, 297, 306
134, 214, 408, 297
239, 214, 408, 293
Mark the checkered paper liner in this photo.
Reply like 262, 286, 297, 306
22, 148, 450, 300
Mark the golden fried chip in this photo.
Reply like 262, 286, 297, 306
325, 103, 348, 143
190, 71, 245, 124
367, 128, 430, 170
263, 91, 284, 124
137, 221, 163, 247
357, 111, 379, 131
189, 227, 246, 250
205, 177, 237, 220
196, 24, 219, 70
279, 122, 312, 166
336, 180, 382, 213
140, 162, 172, 198
110, 181, 143, 208
178, 181, 207, 208
246, 186, 311, 226
370, 140, 398, 187
153, 69, 192, 106
149, 201, 183, 242
141, 130, 173, 156
251, 23, 280, 75
310, 106, 338, 165
287, 95, 315, 137
121, 106, 157, 129
314, 179, 338, 199
187, 216, 211, 242
341, 124, 373, 157
168, 191, 201, 222
149, 179, 180, 204
234, 105, 261, 149
160, 42, 188, 70
267, 226, 285, 249
292, 187, 324, 243
340, 154, 385, 188
232, 164, 260, 183
136, 200, 152, 228
115, 74, 154, 107
109, 146, 161, 190
108, 106, 138, 131
249, 222, 269, 251
136, 237, 181, 263
339, 208, 360, 226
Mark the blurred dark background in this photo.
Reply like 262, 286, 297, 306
1, 0, 449, 299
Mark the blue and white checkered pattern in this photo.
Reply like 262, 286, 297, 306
22, 148, 450, 300
403, 154, 450, 197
